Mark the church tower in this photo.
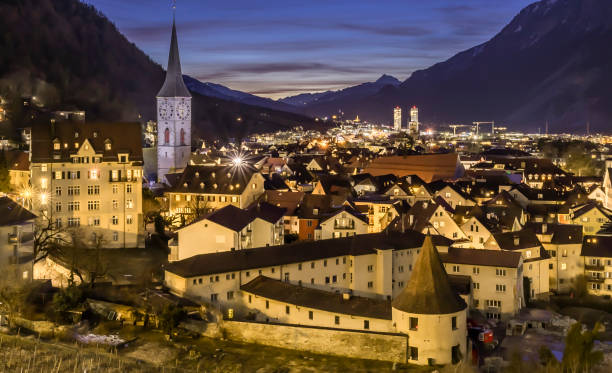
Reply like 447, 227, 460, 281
157, 16, 191, 181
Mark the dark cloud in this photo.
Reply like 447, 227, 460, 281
211, 63, 373, 75
335, 23, 433, 37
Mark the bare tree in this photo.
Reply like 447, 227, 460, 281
0, 264, 35, 327
32, 211, 68, 264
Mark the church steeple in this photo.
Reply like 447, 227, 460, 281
157, 17, 191, 98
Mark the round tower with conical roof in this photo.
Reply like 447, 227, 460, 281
392, 235, 467, 365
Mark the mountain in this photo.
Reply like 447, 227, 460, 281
297, 0, 612, 133
183, 76, 299, 113
279, 74, 401, 107
0, 0, 319, 140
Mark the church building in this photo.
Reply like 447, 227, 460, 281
157, 17, 191, 181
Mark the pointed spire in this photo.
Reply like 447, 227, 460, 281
157, 15, 191, 97
392, 234, 466, 314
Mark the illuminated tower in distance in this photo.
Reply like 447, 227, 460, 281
409, 106, 419, 135
393, 106, 402, 131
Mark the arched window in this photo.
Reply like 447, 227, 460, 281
180, 128, 185, 145
164, 128, 170, 145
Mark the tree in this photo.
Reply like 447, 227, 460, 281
31, 211, 68, 264
187, 197, 209, 223
562, 322, 604, 373
142, 187, 160, 224
159, 304, 187, 336
0, 264, 44, 327
0, 150, 11, 192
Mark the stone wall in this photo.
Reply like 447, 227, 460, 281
214, 320, 408, 363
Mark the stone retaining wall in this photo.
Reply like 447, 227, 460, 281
216, 320, 408, 363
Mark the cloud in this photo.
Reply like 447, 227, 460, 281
335, 23, 433, 37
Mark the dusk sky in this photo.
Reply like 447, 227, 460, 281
86, 0, 536, 99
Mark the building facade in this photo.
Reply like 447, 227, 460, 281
30, 121, 144, 248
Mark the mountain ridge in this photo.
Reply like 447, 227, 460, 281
296, 0, 612, 133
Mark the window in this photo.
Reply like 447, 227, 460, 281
126, 184, 132, 193
112, 184, 118, 194
87, 201, 100, 211
398, 265, 404, 273
367, 265, 374, 272
334, 316, 340, 325
265, 300, 269, 309
55, 187, 62, 196
88, 217, 100, 226
486, 300, 502, 308
452, 265, 460, 273
298, 263, 302, 270
68, 186, 80, 196
54, 171, 62, 180
309, 311, 313, 320
87, 185, 100, 195
285, 305, 290, 314
409, 347, 418, 361
325, 276, 330, 284
227, 291, 234, 300
164, 128, 170, 144
473, 267, 480, 275
311, 262, 315, 269
126, 199, 134, 209
332, 275, 337, 283
180, 128, 185, 145
112, 200, 118, 209
452, 316, 457, 330
126, 215, 133, 224
496, 284, 506, 292
561, 263, 567, 270
211, 294, 218, 302
324, 259, 327, 267
409, 317, 418, 330
473, 282, 480, 290
496, 269, 506, 276
113, 232, 119, 241
67, 218, 80, 227
55, 202, 61, 212
41, 164, 47, 172
68, 202, 80, 211
88, 170, 99, 180
364, 320, 369, 330
367, 281, 373, 288
111, 216, 119, 225
231, 196, 237, 203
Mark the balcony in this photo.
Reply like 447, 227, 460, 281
585, 264, 604, 271
8, 233, 18, 244
587, 276, 605, 283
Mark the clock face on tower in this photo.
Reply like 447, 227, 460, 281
177, 101, 190, 120
159, 102, 169, 120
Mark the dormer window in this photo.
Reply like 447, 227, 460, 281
93, 131, 98, 138
53, 139, 60, 150
74, 142, 79, 149
104, 139, 112, 151
119, 154, 128, 163
74, 131, 79, 138
64, 143, 68, 149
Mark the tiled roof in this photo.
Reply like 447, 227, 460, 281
581, 235, 612, 258
440, 247, 521, 268
165, 231, 451, 278
392, 235, 467, 315
364, 153, 462, 182
0, 197, 37, 226
241, 276, 391, 320
169, 165, 259, 195
31, 121, 143, 163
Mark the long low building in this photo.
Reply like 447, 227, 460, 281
164, 231, 453, 307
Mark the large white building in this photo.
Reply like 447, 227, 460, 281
29, 121, 144, 248
157, 17, 192, 181
409, 106, 419, 135
393, 106, 402, 131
